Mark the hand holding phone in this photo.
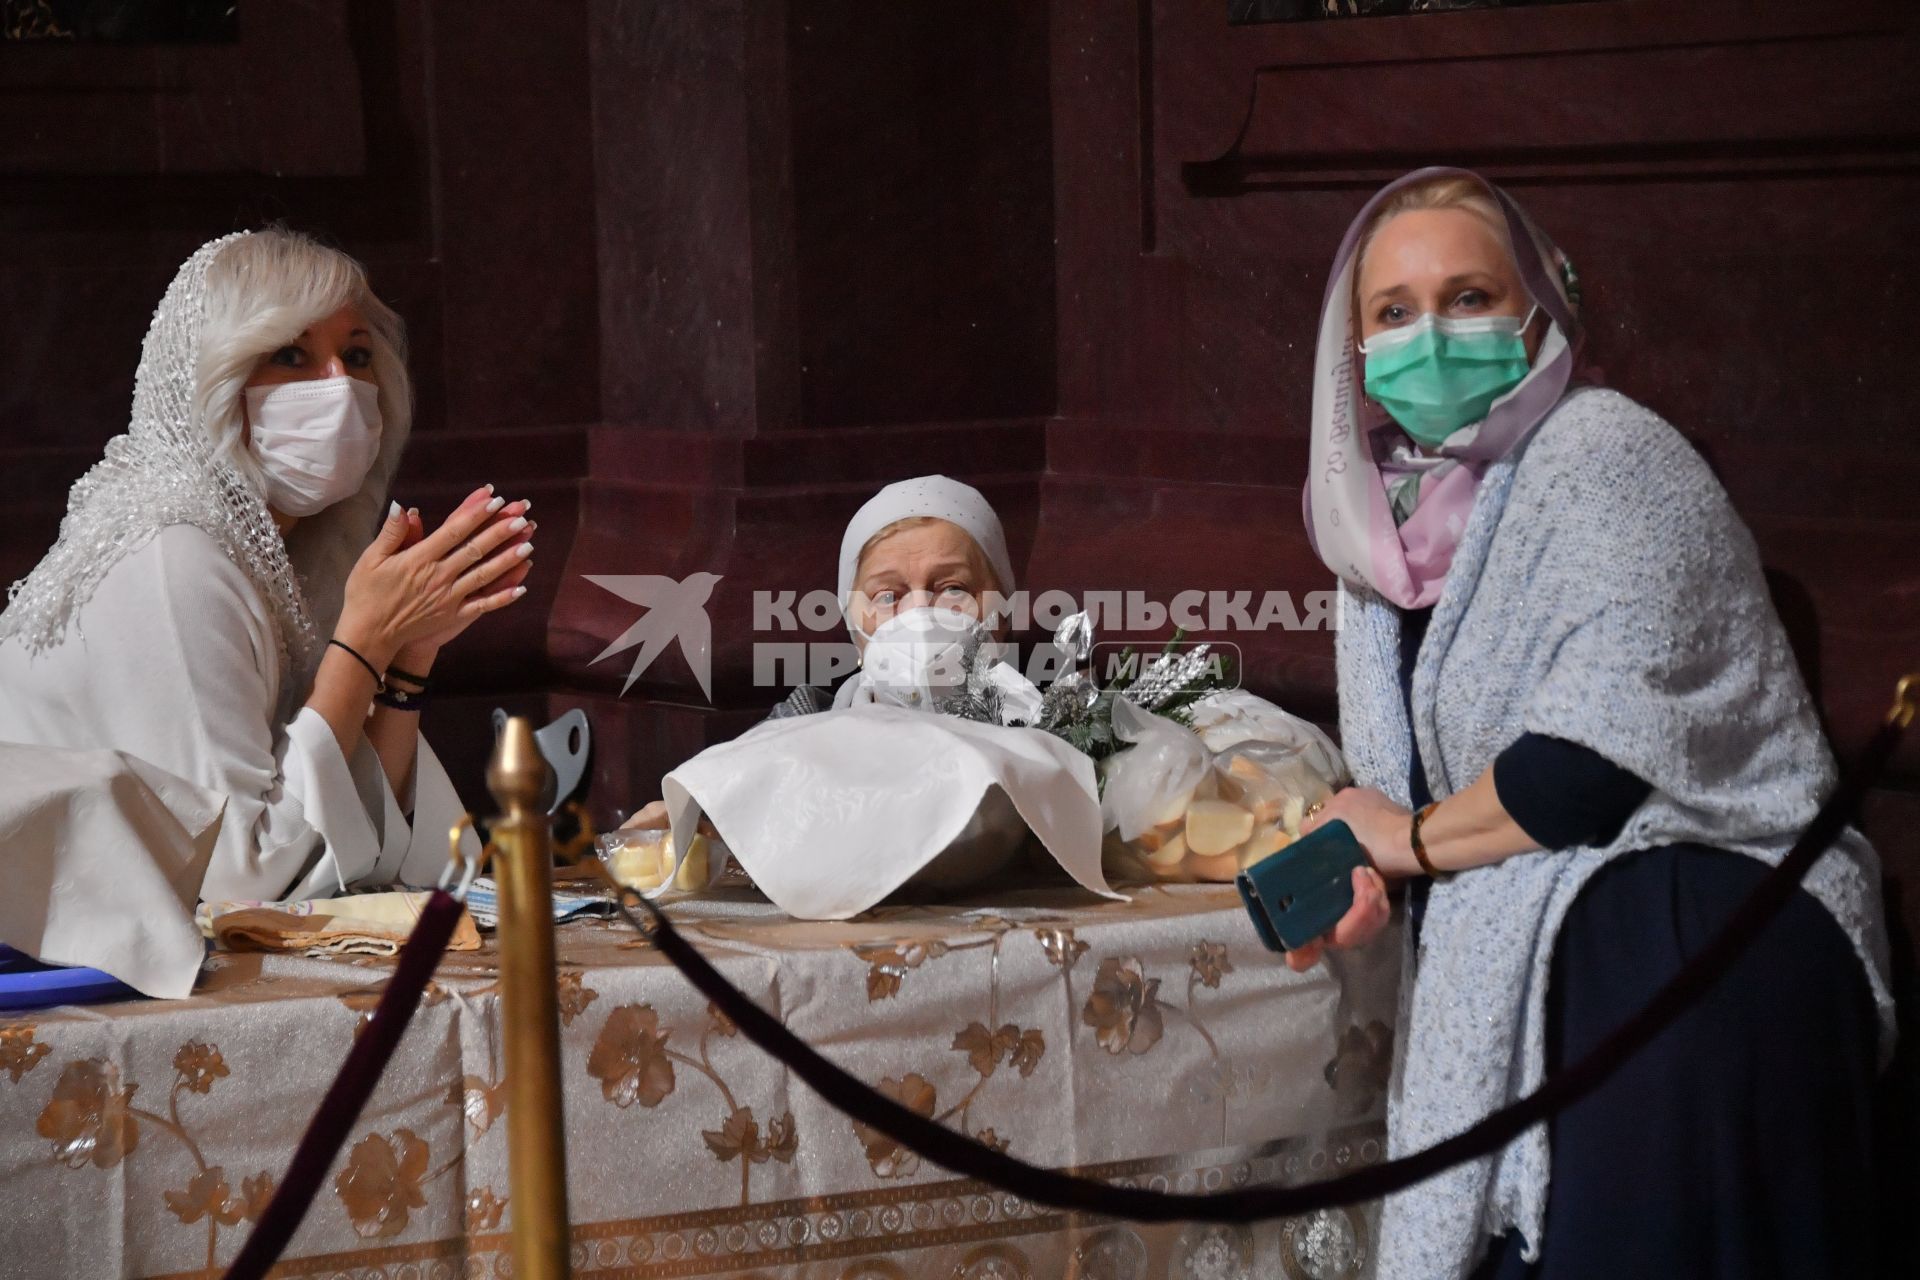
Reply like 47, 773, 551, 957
1236, 821, 1390, 959
1236, 818, 1374, 952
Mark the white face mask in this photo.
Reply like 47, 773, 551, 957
243, 376, 383, 517
856, 606, 993, 710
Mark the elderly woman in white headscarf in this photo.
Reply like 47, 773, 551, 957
1288, 169, 1893, 1278
620, 474, 1017, 832
783, 473, 1019, 716
0, 229, 535, 911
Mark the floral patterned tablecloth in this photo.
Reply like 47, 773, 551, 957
0, 882, 1400, 1280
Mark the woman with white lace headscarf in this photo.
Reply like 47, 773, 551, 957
0, 228, 536, 917
1289, 170, 1893, 1278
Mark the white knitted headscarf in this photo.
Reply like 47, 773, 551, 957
836, 475, 1016, 605
0, 232, 409, 687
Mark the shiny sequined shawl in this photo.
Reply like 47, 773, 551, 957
1335, 387, 1895, 1278
0, 234, 401, 685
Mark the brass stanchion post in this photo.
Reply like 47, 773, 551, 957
488, 717, 571, 1278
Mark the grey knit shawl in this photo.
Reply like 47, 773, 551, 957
1336, 386, 1895, 1278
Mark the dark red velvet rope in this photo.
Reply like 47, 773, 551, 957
222, 890, 464, 1280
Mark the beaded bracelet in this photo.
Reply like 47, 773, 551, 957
1408, 802, 1450, 880
374, 683, 429, 712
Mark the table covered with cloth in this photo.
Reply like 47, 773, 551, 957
0, 882, 1399, 1280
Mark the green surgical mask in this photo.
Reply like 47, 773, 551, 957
1361, 307, 1535, 448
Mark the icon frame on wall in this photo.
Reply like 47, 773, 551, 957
2, 0, 238, 43
1228, 0, 1612, 25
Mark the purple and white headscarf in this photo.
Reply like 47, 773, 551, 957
1304, 168, 1585, 608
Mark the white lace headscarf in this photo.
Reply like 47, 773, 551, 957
0, 230, 412, 691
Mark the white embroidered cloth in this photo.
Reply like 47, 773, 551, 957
660, 704, 1121, 918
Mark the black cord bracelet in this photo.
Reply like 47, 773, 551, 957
385, 664, 431, 690
327, 638, 385, 693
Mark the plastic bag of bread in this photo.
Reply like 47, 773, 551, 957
1098, 691, 1349, 884
598, 826, 720, 893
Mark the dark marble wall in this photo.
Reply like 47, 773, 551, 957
3, 0, 238, 42
590, 0, 785, 434
788, 0, 1055, 428
585, 0, 1054, 436
1046, 0, 1920, 770
0, 0, 1060, 803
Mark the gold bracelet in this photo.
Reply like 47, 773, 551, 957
1408, 802, 1449, 879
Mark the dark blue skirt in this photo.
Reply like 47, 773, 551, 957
1469, 843, 1880, 1280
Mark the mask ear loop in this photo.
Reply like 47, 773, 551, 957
437, 815, 483, 901
842, 593, 874, 646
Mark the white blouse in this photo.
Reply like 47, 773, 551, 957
0, 523, 470, 903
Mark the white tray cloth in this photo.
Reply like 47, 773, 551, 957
661, 703, 1121, 918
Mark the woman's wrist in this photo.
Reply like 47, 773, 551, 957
390, 642, 440, 681
1389, 772, 1539, 879
1372, 808, 1424, 880
332, 612, 400, 671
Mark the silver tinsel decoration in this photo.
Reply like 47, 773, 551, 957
1123, 643, 1215, 712
1054, 608, 1094, 663
943, 607, 1229, 766
930, 626, 1006, 724
1034, 669, 1098, 729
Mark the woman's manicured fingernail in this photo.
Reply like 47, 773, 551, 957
520, 499, 533, 512
516, 543, 534, 558
507, 515, 527, 531
485, 483, 495, 494
387, 500, 402, 520
408, 507, 420, 519
513, 585, 528, 598
486, 496, 506, 513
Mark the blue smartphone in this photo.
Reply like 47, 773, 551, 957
1236, 819, 1369, 953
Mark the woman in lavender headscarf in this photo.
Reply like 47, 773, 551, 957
1293, 170, 1893, 1278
